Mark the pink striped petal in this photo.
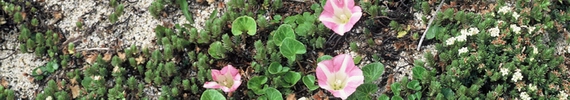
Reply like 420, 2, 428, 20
203, 82, 222, 89
210, 70, 221, 81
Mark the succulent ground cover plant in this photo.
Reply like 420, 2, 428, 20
0, 0, 570, 100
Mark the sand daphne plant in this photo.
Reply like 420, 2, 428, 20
319, 0, 362, 36
203, 65, 242, 97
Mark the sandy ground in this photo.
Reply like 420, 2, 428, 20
0, 0, 222, 98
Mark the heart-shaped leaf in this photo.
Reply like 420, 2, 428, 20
407, 80, 422, 91
295, 23, 315, 37
347, 83, 378, 100
391, 82, 402, 96
264, 87, 283, 100
302, 75, 319, 91
378, 94, 389, 100
247, 76, 268, 95
208, 41, 225, 59
412, 66, 426, 80
268, 62, 283, 74
283, 71, 301, 87
231, 16, 257, 36
426, 25, 440, 39
273, 24, 296, 46
317, 55, 332, 63
200, 89, 226, 100
362, 62, 385, 83
280, 38, 306, 61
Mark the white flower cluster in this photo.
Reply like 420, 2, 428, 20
559, 91, 568, 100
498, 6, 511, 14
461, 27, 480, 36
446, 37, 456, 46
528, 84, 537, 91
446, 27, 479, 46
520, 92, 531, 100
497, 6, 520, 20
456, 35, 467, 42
511, 24, 522, 34
500, 68, 509, 76
488, 27, 500, 37
520, 25, 537, 34
458, 47, 468, 55
512, 69, 523, 82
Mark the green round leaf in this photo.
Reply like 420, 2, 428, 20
406, 80, 422, 91
442, 88, 455, 99
426, 25, 441, 39
264, 87, 283, 100
247, 76, 268, 95
347, 83, 378, 100
200, 89, 226, 100
280, 38, 306, 61
273, 24, 296, 46
302, 75, 319, 91
412, 66, 427, 80
378, 94, 389, 100
231, 16, 257, 36
391, 82, 402, 96
208, 41, 226, 59
295, 23, 315, 36
317, 55, 333, 63
391, 95, 404, 100
283, 71, 301, 87
268, 62, 283, 74
362, 62, 385, 83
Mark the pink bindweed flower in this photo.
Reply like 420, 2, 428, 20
319, 0, 363, 36
316, 54, 364, 99
203, 65, 242, 93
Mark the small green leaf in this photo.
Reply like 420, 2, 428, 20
348, 83, 378, 100
426, 25, 439, 39
302, 75, 319, 91
391, 95, 404, 100
362, 62, 385, 83
208, 41, 226, 59
406, 80, 422, 91
268, 62, 283, 74
280, 38, 306, 61
442, 88, 455, 100
283, 71, 301, 87
391, 82, 401, 96
317, 55, 333, 63
200, 89, 226, 100
273, 24, 296, 46
412, 66, 427, 80
284, 15, 298, 24
178, 0, 194, 24
231, 16, 257, 35
378, 94, 389, 100
295, 23, 315, 37
264, 87, 283, 100
248, 76, 268, 95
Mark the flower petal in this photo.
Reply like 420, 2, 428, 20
229, 75, 242, 92
330, 89, 349, 99
210, 70, 221, 81
316, 60, 334, 90
203, 82, 222, 89
333, 54, 355, 73
343, 6, 362, 33
221, 65, 239, 77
